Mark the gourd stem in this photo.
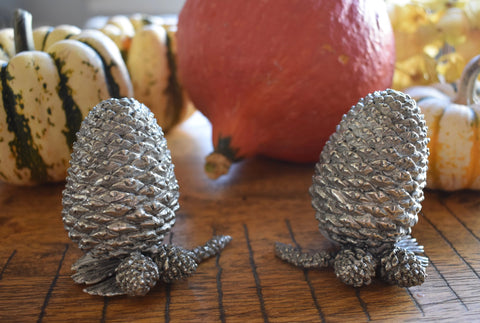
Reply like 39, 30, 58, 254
205, 152, 232, 179
13, 9, 34, 54
455, 54, 480, 105
205, 135, 240, 179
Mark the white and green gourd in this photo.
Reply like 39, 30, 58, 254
97, 14, 194, 133
0, 9, 132, 185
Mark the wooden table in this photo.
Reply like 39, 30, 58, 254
1, 111, 479, 322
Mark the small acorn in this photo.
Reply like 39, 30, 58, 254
62, 97, 232, 296
275, 89, 429, 287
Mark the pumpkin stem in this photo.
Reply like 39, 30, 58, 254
205, 135, 240, 179
205, 152, 232, 179
13, 9, 35, 53
455, 54, 480, 105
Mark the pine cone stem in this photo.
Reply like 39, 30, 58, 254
274, 242, 335, 269
394, 236, 429, 267
416, 255, 429, 268
192, 235, 233, 264
395, 235, 425, 254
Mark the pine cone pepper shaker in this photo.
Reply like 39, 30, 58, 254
62, 98, 232, 296
275, 89, 429, 287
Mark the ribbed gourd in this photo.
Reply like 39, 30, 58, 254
0, 9, 132, 185
95, 14, 194, 132
62, 97, 231, 296
405, 54, 480, 191
32, 13, 193, 133
275, 89, 429, 287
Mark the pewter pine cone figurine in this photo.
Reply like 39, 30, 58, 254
275, 89, 429, 287
62, 98, 232, 296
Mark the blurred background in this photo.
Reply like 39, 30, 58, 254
0, 0, 186, 28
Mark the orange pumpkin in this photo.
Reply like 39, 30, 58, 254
177, 0, 395, 179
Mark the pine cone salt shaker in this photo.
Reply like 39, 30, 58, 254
62, 98, 232, 296
275, 89, 429, 287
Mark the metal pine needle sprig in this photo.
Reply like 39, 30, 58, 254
62, 98, 232, 296
275, 89, 430, 288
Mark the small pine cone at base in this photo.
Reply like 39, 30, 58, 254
154, 245, 199, 283
380, 247, 427, 287
334, 248, 377, 287
115, 252, 159, 296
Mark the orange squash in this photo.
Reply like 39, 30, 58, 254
177, 0, 395, 179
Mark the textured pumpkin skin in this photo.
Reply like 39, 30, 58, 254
405, 84, 480, 191
33, 25, 82, 51
30, 26, 133, 101
0, 29, 14, 61
0, 22, 132, 185
177, 0, 395, 173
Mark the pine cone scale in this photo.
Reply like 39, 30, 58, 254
63, 98, 178, 259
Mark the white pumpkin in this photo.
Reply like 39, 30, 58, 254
405, 55, 480, 191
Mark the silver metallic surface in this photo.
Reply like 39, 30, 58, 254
274, 243, 335, 269
62, 98, 231, 296
333, 248, 376, 287
115, 252, 159, 296
192, 235, 233, 263
275, 89, 429, 287
154, 245, 198, 284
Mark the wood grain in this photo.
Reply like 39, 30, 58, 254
0, 112, 479, 322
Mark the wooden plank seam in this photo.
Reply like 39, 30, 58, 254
0, 250, 16, 281
423, 251, 469, 311
284, 219, 326, 323
439, 200, 480, 244
243, 223, 269, 323
101, 297, 109, 323
38, 244, 69, 323
406, 288, 425, 316
284, 218, 377, 321
422, 212, 480, 281
213, 227, 227, 323
355, 289, 371, 321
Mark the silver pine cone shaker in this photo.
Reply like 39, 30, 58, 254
62, 98, 232, 296
275, 89, 429, 287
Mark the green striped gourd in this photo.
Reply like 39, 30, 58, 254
0, 9, 133, 185
97, 14, 194, 132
